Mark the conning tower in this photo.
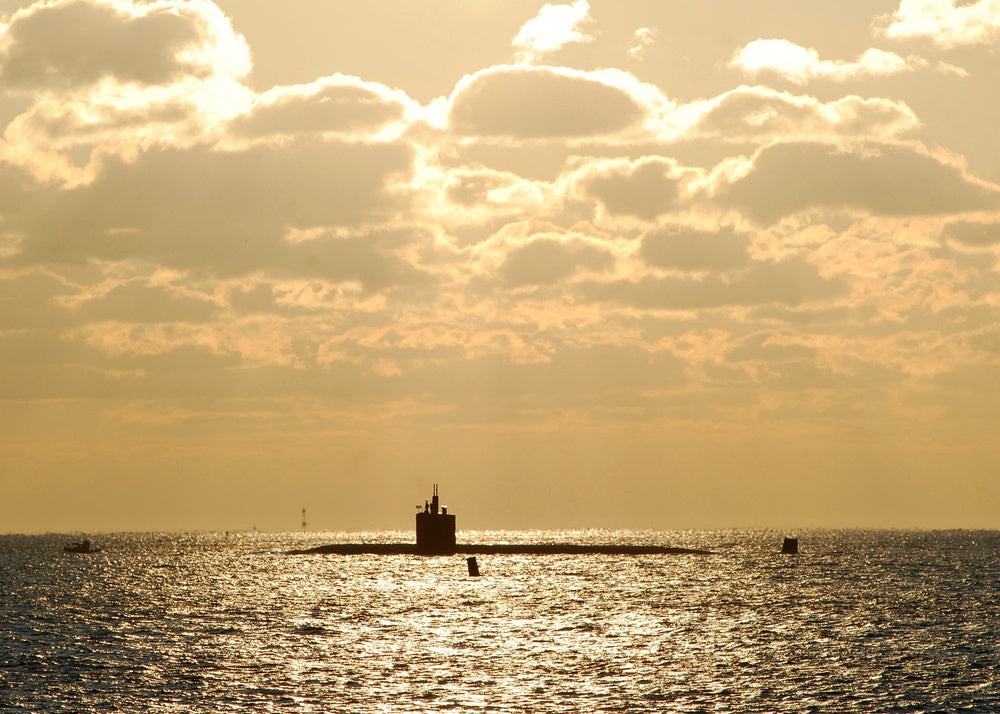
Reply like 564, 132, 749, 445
415, 483, 456, 554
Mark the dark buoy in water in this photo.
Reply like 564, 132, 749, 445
781, 537, 799, 554
466, 556, 480, 576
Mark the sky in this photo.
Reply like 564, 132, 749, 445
2, 0, 999, 534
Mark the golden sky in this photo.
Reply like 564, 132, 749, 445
2, 0, 999, 533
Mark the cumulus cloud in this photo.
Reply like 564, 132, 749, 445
730, 39, 931, 84
639, 226, 750, 272
512, 0, 595, 64
572, 157, 695, 220
2, 89, 236, 172
13, 139, 417, 277
438, 165, 551, 236
719, 142, 1000, 224
229, 75, 414, 140
447, 65, 653, 139
445, 166, 544, 208
0, 0, 254, 186
0, 0, 250, 90
679, 86, 920, 143
500, 237, 613, 286
876, 0, 1000, 48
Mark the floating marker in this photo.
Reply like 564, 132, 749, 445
782, 537, 798, 554
466, 556, 480, 576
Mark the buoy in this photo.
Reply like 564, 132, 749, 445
781, 537, 798, 554
466, 556, 480, 576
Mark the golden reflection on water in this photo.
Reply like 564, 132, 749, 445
2, 529, 999, 712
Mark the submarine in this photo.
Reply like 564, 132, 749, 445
286, 485, 711, 556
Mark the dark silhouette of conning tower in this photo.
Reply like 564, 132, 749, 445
415, 484, 456, 554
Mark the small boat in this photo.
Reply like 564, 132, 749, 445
63, 539, 100, 554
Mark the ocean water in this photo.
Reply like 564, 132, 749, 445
1, 529, 997, 713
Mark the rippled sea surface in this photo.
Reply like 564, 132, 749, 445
2, 529, 998, 712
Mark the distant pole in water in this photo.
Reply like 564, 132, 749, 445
782, 537, 798, 554
466, 556, 480, 576
301, 507, 307, 530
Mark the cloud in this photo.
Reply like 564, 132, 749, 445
942, 220, 1000, 246
0, 329, 137, 399
1, 0, 999, 527
65, 279, 218, 323
445, 166, 545, 209
500, 237, 614, 286
798, 217, 987, 321
436, 165, 552, 237
0, 269, 78, 329
2, 89, 236, 177
628, 27, 657, 60
69, 319, 293, 369
876, 0, 1000, 48
719, 142, 1000, 224
447, 65, 652, 139
0, 0, 250, 91
229, 75, 414, 140
730, 39, 929, 83
512, 0, 595, 64
572, 157, 693, 220
680, 86, 919, 142
12, 139, 417, 278
0, 0, 255, 187
639, 226, 750, 271
581, 257, 845, 310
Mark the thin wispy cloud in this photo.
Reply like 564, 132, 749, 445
628, 27, 656, 60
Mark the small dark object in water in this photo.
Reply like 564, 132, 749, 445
63, 539, 100, 554
781, 537, 798, 554
467, 556, 480, 576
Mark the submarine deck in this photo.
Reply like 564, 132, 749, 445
286, 543, 712, 556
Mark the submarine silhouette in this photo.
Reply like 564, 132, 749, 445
286, 485, 711, 556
